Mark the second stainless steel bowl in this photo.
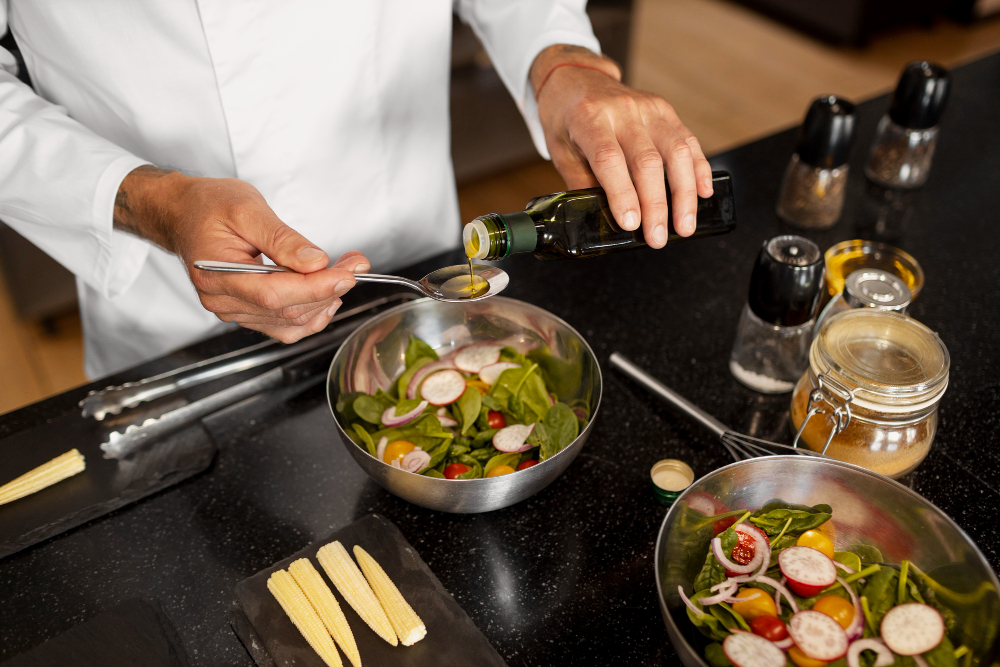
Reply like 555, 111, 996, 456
326, 296, 602, 513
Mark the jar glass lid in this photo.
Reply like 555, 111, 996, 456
813, 309, 949, 408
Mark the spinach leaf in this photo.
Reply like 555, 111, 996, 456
685, 590, 747, 641
335, 391, 365, 422
748, 500, 832, 536
693, 526, 738, 592
481, 394, 503, 412
468, 447, 496, 463
394, 397, 424, 416
490, 363, 550, 424
484, 452, 521, 475
374, 387, 397, 406
860, 566, 897, 629
499, 347, 527, 364
353, 395, 387, 425
527, 421, 550, 451
396, 356, 434, 398
704, 643, 732, 667
371, 414, 454, 445
921, 634, 957, 667
541, 402, 579, 458
352, 424, 377, 457
405, 334, 438, 367
834, 551, 862, 574
423, 468, 445, 478
456, 386, 482, 435
426, 440, 452, 469
456, 461, 483, 479
476, 405, 493, 430
472, 429, 498, 447
448, 443, 470, 458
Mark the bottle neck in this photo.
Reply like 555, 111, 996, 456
463, 212, 538, 260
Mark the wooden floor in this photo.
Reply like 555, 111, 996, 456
2, 3, 998, 415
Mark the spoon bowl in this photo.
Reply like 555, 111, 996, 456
193, 260, 508, 302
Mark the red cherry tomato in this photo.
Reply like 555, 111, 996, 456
516, 460, 538, 471
713, 516, 738, 536
444, 463, 471, 479
749, 615, 788, 642
731, 530, 756, 565
487, 410, 506, 430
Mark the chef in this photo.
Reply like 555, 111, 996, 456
0, 1, 713, 379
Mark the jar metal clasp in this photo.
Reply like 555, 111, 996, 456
792, 373, 855, 454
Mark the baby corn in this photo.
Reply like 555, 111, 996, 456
289, 558, 361, 667
267, 569, 343, 667
317, 541, 397, 646
0, 449, 85, 506
353, 545, 426, 646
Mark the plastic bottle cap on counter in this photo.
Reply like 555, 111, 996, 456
843, 269, 911, 311
650, 459, 694, 506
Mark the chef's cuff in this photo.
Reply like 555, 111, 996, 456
518, 32, 603, 160
91, 155, 153, 300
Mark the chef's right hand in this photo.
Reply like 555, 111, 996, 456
113, 165, 369, 343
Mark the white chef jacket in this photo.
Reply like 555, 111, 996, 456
0, 1, 600, 379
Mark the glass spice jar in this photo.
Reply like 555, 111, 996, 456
790, 309, 949, 478
776, 96, 857, 230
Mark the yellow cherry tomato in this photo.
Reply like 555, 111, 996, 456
797, 529, 835, 559
730, 587, 776, 620
812, 594, 855, 629
788, 646, 827, 667
486, 465, 515, 477
383, 440, 415, 464
466, 379, 490, 395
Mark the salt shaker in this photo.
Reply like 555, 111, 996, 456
865, 61, 951, 189
730, 235, 824, 394
776, 96, 857, 230
813, 268, 912, 337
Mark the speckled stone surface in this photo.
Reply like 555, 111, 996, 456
1, 54, 999, 666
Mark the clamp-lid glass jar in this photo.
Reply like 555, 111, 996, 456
790, 309, 949, 478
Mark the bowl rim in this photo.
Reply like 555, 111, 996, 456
654, 455, 1000, 665
324, 295, 604, 481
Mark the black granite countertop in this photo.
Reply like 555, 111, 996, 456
2, 54, 999, 666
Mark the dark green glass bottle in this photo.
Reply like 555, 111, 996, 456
464, 171, 736, 260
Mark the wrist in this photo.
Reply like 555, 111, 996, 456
113, 165, 190, 252
530, 44, 621, 98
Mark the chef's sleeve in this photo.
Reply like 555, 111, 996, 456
0, 21, 151, 300
454, 0, 602, 160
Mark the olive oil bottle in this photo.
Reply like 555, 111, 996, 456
464, 171, 736, 261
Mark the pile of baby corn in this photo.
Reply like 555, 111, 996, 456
267, 540, 426, 667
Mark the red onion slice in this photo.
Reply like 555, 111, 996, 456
677, 585, 706, 617
846, 639, 896, 667
755, 575, 798, 614
699, 581, 738, 606
835, 560, 856, 574
406, 360, 455, 399
711, 536, 763, 575
401, 448, 431, 473
836, 576, 865, 641
436, 407, 459, 428
375, 437, 388, 462
772, 637, 794, 650
381, 400, 428, 427
912, 656, 930, 667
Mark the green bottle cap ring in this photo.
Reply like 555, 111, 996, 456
499, 211, 538, 255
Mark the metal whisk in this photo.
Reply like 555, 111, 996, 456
609, 353, 825, 462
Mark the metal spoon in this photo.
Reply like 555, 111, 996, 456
193, 260, 508, 302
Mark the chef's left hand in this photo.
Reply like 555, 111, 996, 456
531, 45, 714, 249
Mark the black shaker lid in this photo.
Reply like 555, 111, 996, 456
747, 235, 824, 326
889, 61, 950, 130
795, 95, 857, 169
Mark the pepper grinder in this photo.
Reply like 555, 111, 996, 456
865, 61, 951, 189
776, 96, 857, 230
729, 235, 824, 394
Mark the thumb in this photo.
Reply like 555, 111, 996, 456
246, 214, 329, 273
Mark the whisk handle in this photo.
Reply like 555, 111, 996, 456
609, 352, 729, 439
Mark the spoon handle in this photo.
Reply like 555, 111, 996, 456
193, 260, 424, 292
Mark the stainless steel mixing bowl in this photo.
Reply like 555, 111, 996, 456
655, 456, 1000, 665
326, 296, 602, 513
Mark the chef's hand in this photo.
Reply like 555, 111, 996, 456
113, 166, 369, 343
531, 45, 714, 248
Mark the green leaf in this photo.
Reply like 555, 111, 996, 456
468, 447, 496, 463
704, 643, 732, 667
489, 363, 550, 425
834, 551, 863, 574
472, 429, 498, 447
353, 395, 386, 425
405, 335, 438, 367
541, 402, 579, 458
484, 452, 521, 475
748, 500, 832, 536
499, 347, 527, 364
335, 391, 365, 422
426, 440, 452, 469
528, 421, 550, 452
448, 443, 470, 458
352, 424, 377, 457
694, 525, 738, 592
456, 386, 482, 435
480, 394, 503, 411
455, 462, 483, 479
860, 566, 898, 629
422, 468, 445, 478
396, 356, 434, 398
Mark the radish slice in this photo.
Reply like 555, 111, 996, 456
406, 360, 455, 399
479, 361, 521, 386
436, 407, 459, 428
712, 536, 763, 575
722, 631, 787, 667
420, 369, 467, 405
454, 344, 502, 373
401, 448, 430, 473
756, 575, 798, 614
788, 610, 849, 661
375, 437, 388, 462
846, 638, 895, 667
493, 424, 535, 453
913, 657, 930, 667
879, 603, 945, 656
381, 400, 428, 427
779, 546, 838, 597
677, 586, 706, 617
836, 576, 865, 640
699, 581, 738, 606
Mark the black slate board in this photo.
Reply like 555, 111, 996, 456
1, 598, 190, 666
232, 514, 507, 667
0, 407, 215, 559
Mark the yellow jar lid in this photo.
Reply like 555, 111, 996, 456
812, 309, 949, 410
